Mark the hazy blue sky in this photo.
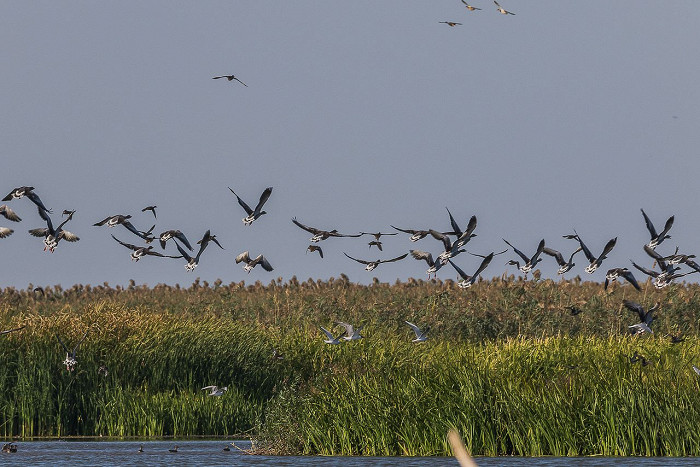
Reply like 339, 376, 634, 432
1, 1, 699, 289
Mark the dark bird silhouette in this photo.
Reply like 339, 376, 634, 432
448, 252, 494, 288
604, 268, 641, 291
197, 229, 224, 250
343, 252, 408, 271
94, 214, 151, 241
623, 300, 658, 334
641, 208, 673, 250
564, 232, 616, 274
141, 205, 157, 218
306, 245, 323, 258
568, 306, 584, 316
439, 21, 462, 26
542, 246, 582, 275
111, 235, 182, 262
503, 238, 545, 274
361, 231, 398, 251
391, 225, 435, 242
292, 217, 361, 242
229, 186, 272, 225
175, 232, 211, 271
410, 249, 444, 277
159, 230, 193, 251
213, 75, 247, 86
2, 186, 52, 214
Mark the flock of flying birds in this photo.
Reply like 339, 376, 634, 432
439, 0, 516, 27
1, 181, 697, 357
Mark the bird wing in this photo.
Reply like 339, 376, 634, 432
319, 326, 335, 340
228, 187, 253, 215
620, 270, 641, 291
542, 247, 565, 266
111, 235, 139, 251
257, 255, 274, 271
622, 300, 645, 322
93, 216, 113, 226
381, 253, 408, 263
55, 334, 70, 354
0, 325, 25, 336
642, 245, 667, 268
173, 231, 193, 251
343, 252, 370, 265
445, 207, 462, 236
658, 215, 674, 238
292, 218, 321, 235
0, 205, 21, 222
235, 251, 251, 264
502, 239, 529, 263
447, 259, 469, 280
640, 209, 658, 238
25, 191, 51, 214
59, 230, 79, 242
0, 227, 12, 238
175, 242, 193, 262
404, 321, 422, 338
596, 237, 617, 263
430, 229, 452, 252
410, 250, 433, 266
473, 252, 494, 278
631, 261, 658, 278
253, 187, 273, 216
28, 228, 48, 238
574, 235, 595, 263
73, 329, 89, 355
335, 321, 354, 335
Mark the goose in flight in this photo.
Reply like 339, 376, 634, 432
335, 321, 364, 341
461, 0, 482, 11
0, 204, 21, 222
343, 252, 408, 271
94, 214, 152, 241
29, 206, 79, 252
56, 329, 89, 372
292, 217, 361, 242
623, 300, 658, 334
503, 238, 545, 274
604, 268, 641, 291
197, 230, 224, 250
439, 21, 462, 27
0, 227, 13, 239
404, 321, 430, 343
213, 75, 247, 86
410, 249, 444, 277
542, 246, 582, 275
641, 208, 673, 250
448, 252, 494, 288
111, 235, 182, 262
391, 225, 434, 242
2, 186, 52, 214
306, 245, 323, 258
235, 251, 274, 273
360, 231, 398, 251
159, 229, 193, 251
229, 186, 272, 226
631, 260, 695, 288
564, 232, 616, 274
494, 1, 515, 15
141, 205, 157, 219
202, 385, 228, 396
320, 326, 344, 345
175, 233, 210, 271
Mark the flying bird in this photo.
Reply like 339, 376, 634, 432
564, 232, 616, 274
29, 206, 79, 252
229, 186, 272, 226
175, 232, 211, 271
439, 21, 462, 27
503, 238, 545, 274
542, 246, 582, 275
360, 231, 398, 251
640, 208, 673, 250
292, 217, 361, 242
604, 268, 641, 291
335, 321, 364, 341
94, 214, 152, 241
410, 249, 444, 277
343, 252, 408, 271
623, 300, 658, 333
141, 205, 157, 219
568, 306, 584, 316
461, 0, 482, 11
197, 229, 224, 250
212, 75, 247, 86
0, 204, 21, 222
1, 325, 25, 336
159, 230, 193, 251
448, 252, 494, 288
56, 329, 89, 372
320, 326, 344, 345
111, 235, 182, 262
494, 1, 515, 15
202, 385, 228, 396
391, 225, 434, 242
235, 251, 274, 273
2, 186, 52, 214
306, 245, 323, 258
404, 321, 430, 343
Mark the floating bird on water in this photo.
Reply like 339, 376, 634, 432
1, 325, 25, 336
138, 445, 144, 453
604, 268, 641, 291
292, 218, 361, 242
111, 235, 182, 262
641, 208, 673, 250
236, 251, 274, 273
564, 232, 616, 274
343, 252, 408, 271
503, 238, 545, 274
159, 229, 193, 251
448, 252, 494, 288
320, 326, 344, 345
29, 206, 79, 252
462, 0, 482, 10
335, 321, 364, 341
141, 205, 157, 219
542, 246, 582, 275
439, 21, 462, 26
494, 0, 515, 15
229, 187, 272, 226
169, 445, 179, 453
213, 75, 247, 86
202, 385, 228, 396
56, 329, 89, 372
0, 204, 21, 222
306, 245, 323, 258
404, 321, 430, 343
2, 186, 52, 214
410, 249, 444, 277
1, 443, 17, 453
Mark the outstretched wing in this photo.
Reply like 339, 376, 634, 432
111, 235, 139, 251
253, 187, 273, 216
380, 253, 408, 264
229, 187, 253, 215
292, 217, 321, 235
343, 252, 370, 265
640, 209, 658, 239
502, 239, 529, 263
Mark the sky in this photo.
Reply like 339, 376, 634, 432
1, 1, 699, 289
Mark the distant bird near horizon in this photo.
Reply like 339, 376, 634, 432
448, 252, 494, 288
343, 252, 408, 271
229, 186, 272, 226
306, 245, 323, 258
461, 0, 482, 11
641, 209, 674, 250
141, 205, 157, 219
29, 206, 79, 252
111, 235, 182, 262
439, 21, 462, 27
292, 217, 362, 242
335, 321, 364, 341
542, 246, 582, 275
503, 238, 545, 274
494, 0, 515, 15
212, 75, 247, 86
2, 186, 52, 214
564, 232, 616, 274
604, 268, 641, 291
56, 329, 89, 372
235, 251, 274, 273
404, 321, 430, 343
202, 385, 228, 396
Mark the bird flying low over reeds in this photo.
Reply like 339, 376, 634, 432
56, 329, 89, 372
405, 321, 430, 343
111, 235, 182, 262
641, 208, 674, 250
202, 385, 228, 396
229, 186, 273, 226
604, 268, 641, 291
29, 206, 79, 252
236, 251, 274, 273
292, 217, 361, 242
448, 252, 494, 288
320, 326, 344, 345
564, 232, 616, 274
335, 321, 364, 341
623, 300, 658, 335
343, 252, 408, 271
503, 238, 545, 274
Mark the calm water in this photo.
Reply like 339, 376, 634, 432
0, 440, 697, 466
